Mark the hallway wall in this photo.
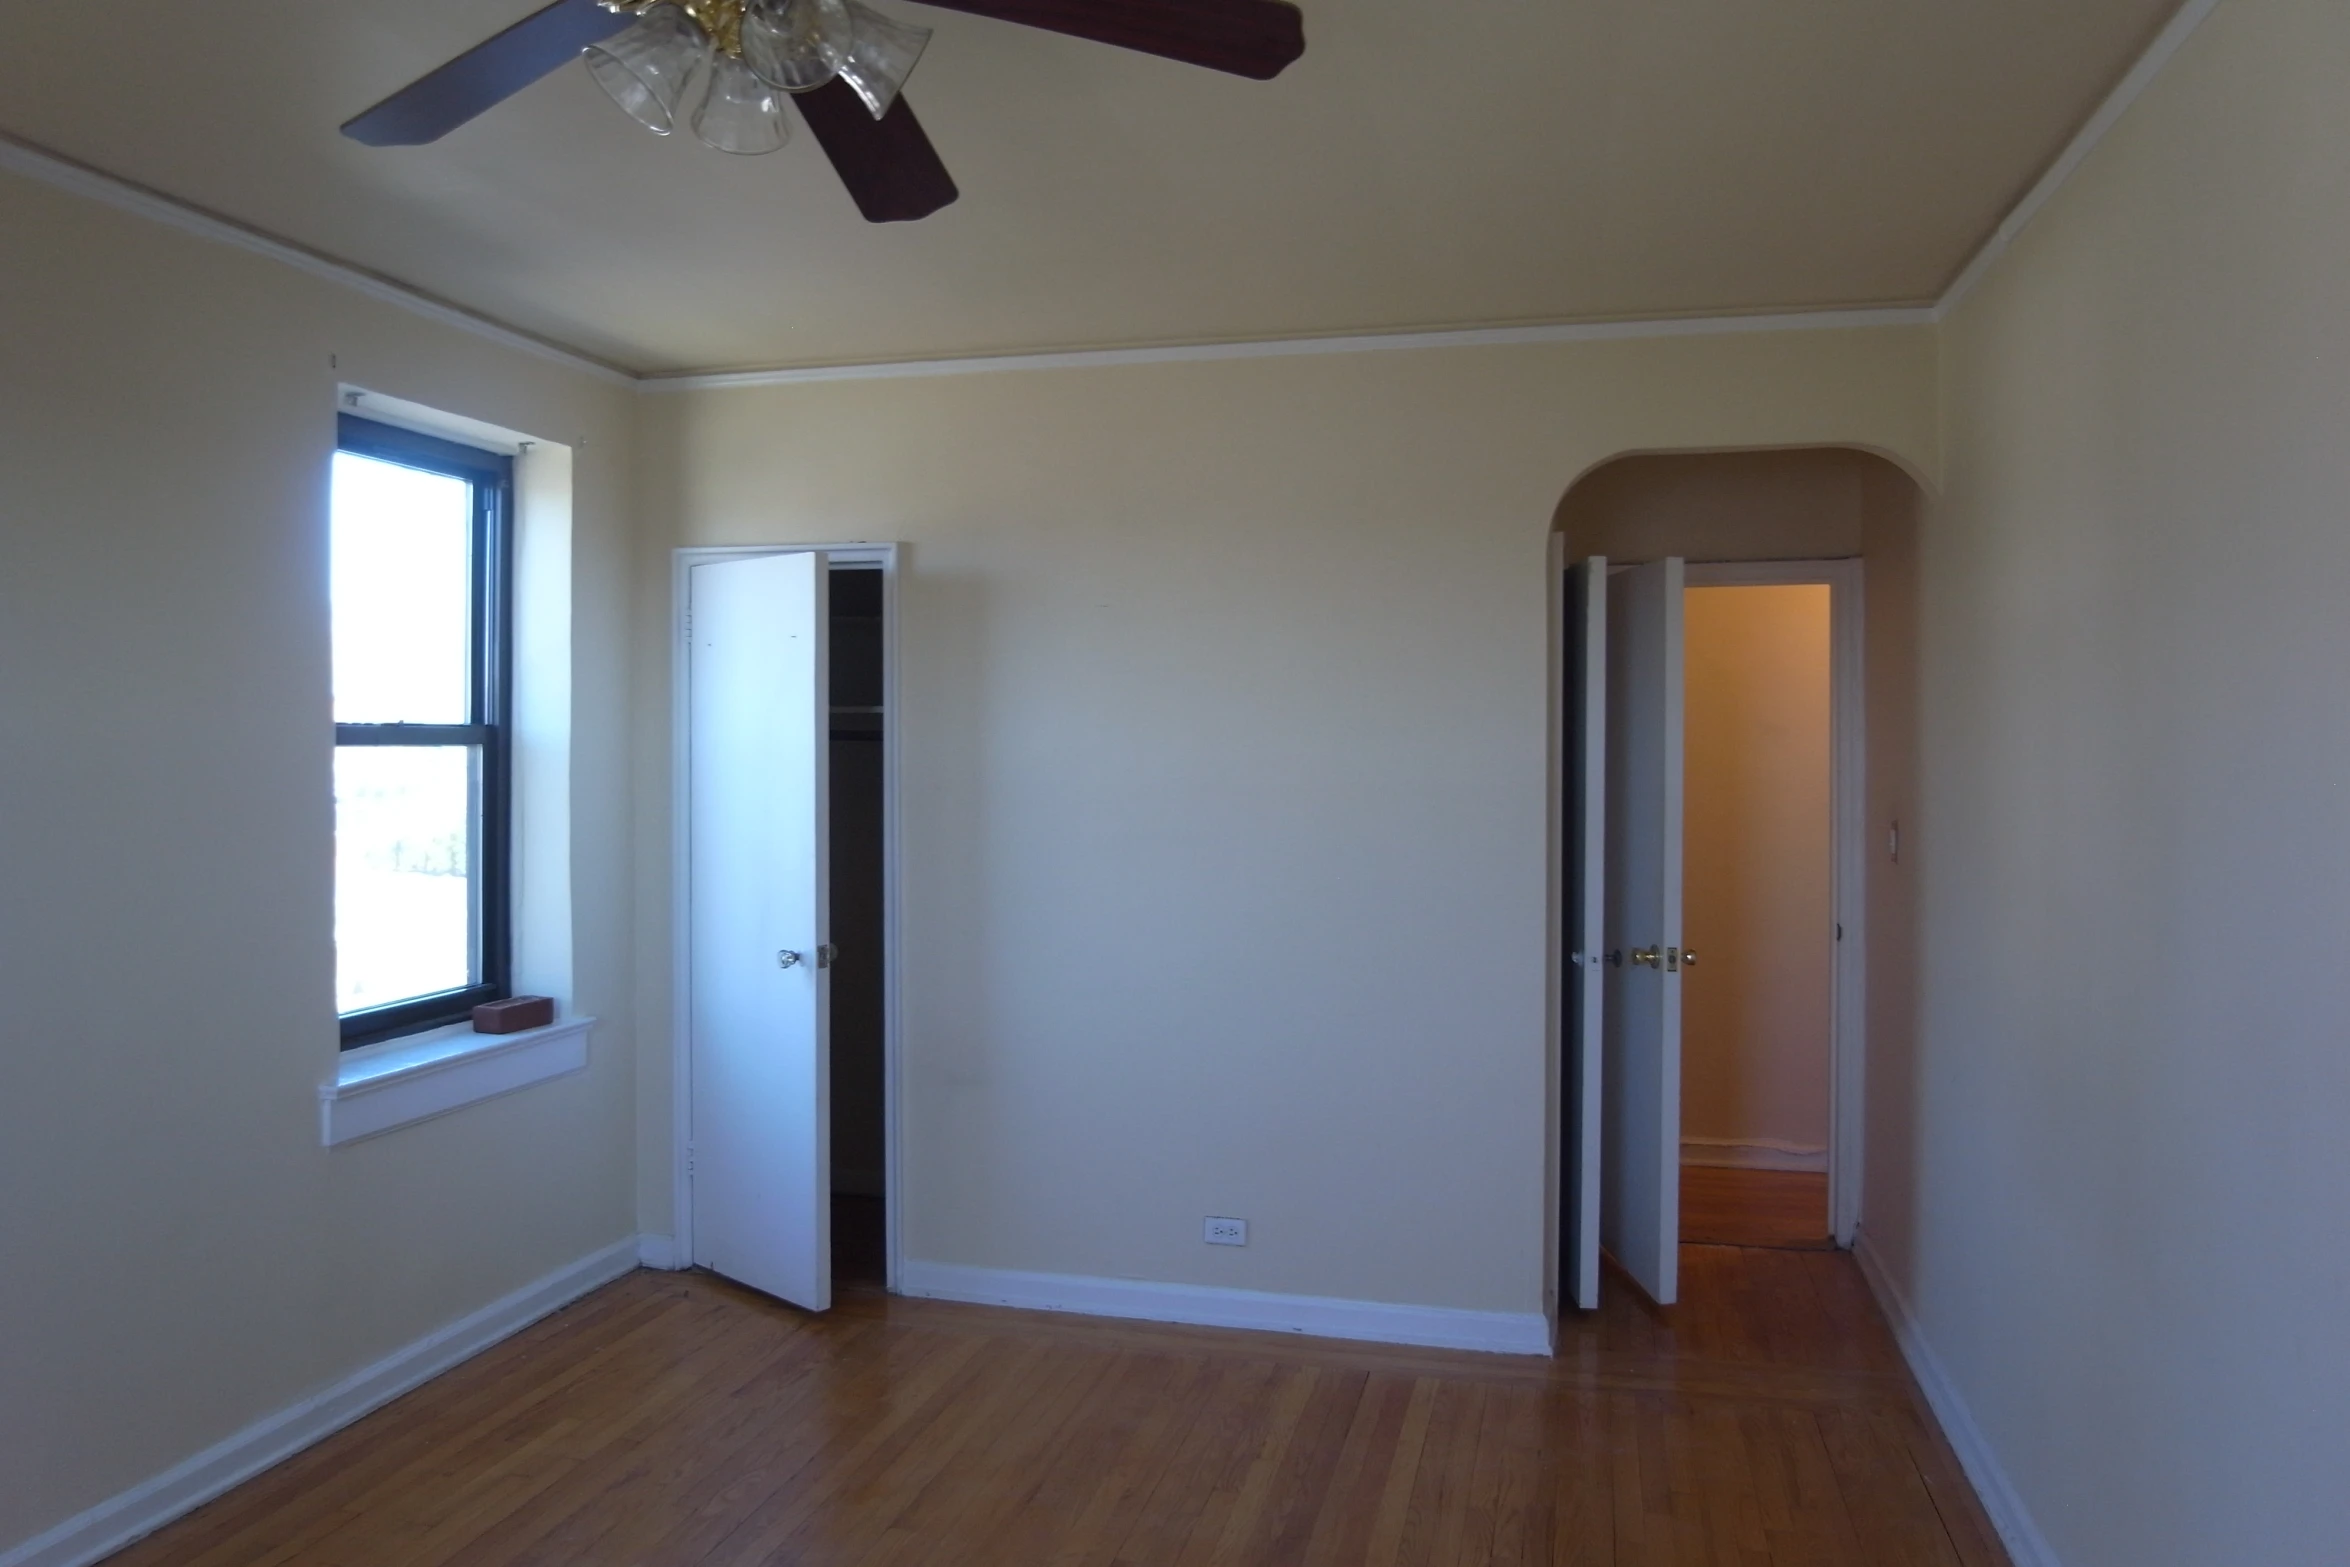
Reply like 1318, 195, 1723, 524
1893, 1, 2350, 1561
1681, 585, 1833, 1166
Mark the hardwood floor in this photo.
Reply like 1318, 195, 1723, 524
103, 1250, 2006, 1567
1680, 1166, 1833, 1251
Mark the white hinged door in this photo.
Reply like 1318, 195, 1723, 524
1563, 556, 1608, 1311
688, 550, 832, 1311
1601, 557, 1684, 1306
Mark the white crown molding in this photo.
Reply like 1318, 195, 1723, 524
0, 132, 633, 387
1934, 0, 2222, 319
638, 307, 1937, 391
1853, 1232, 2066, 1567
1, 121, 1932, 390
0, 1237, 642, 1567
898, 1258, 1552, 1356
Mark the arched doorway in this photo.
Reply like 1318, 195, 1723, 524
1548, 447, 1921, 1314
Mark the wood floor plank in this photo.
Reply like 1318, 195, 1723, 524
1681, 1167, 1831, 1250
97, 1250, 2009, 1567
1362, 1376, 1440, 1567
1296, 1374, 1412, 1567
1542, 1388, 1616, 1567
1043, 1353, 1221, 1567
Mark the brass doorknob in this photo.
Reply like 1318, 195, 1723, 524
1631, 946, 1661, 967
1681, 949, 1698, 969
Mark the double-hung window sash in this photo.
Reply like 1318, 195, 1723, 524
331, 414, 514, 1047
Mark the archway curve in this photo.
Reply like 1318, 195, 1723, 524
1552, 444, 1925, 562
1554, 440, 1934, 511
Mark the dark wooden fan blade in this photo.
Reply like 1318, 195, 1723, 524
792, 80, 960, 223
342, 0, 633, 146
910, 0, 1303, 79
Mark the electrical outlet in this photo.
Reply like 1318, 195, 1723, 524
1204, 1216, 1247, 1247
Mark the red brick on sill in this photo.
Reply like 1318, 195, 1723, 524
472, 995, 555, 1034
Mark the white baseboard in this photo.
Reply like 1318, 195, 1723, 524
635, 1232, 682, 1270
0, 1237, 642, 1567
1852, 1232, 2064, 1567
898, 1260, 1551, 1357
1681, 1136, 1828, 1172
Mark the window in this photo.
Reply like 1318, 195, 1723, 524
331, 414, 513, 1047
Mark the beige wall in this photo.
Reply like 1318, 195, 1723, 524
1895, 0, 2350, 1560
634, 328, 1937, 1316
1680, 585, 1833, 1161
0, 172, 639, 1551
1857, 450, 1923, 1292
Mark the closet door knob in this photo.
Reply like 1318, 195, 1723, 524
777, 949, 802, 969
1631, 946, 1661, 968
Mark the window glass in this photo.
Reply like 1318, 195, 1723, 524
334, 746, 478, 1014
330, 451, 472, 725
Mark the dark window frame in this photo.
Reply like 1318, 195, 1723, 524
334, 414, 515, 1048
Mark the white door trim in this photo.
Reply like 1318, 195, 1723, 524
1681, 559, 1865, 1245
670, 543, 905, 1289
1542, 532, 1566, 1339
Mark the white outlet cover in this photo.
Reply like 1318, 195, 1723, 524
1204, 1216, 1247, 1246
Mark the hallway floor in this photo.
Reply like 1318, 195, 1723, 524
103, 1252, 2004, 1567
1680, 1166, 1833, 1250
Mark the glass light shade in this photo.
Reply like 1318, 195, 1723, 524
691, 53, 792, 154
740, 0, 854, 92
584, 4, 709, 135
837, 1, 930, 119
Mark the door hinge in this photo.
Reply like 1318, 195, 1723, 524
817, 943, 838, 969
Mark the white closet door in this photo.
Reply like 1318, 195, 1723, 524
1563, 557, 1608, 1311
689, 550, 832, 1311
1600, 557, 1684, 1306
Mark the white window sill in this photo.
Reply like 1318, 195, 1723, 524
320, 1015, 594, 1147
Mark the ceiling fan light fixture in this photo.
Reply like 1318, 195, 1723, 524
739, 0, 855, 93
690, 52, 793, 153
836, 2, 929, 120
585, 3, 710, 135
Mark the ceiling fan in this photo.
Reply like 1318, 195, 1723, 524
342, 0, 1306, 223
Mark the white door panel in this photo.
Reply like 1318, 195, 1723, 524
1563, 557, 1607, 1312
1600, 558, 1684, 1306
689, 550, 831, 1311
